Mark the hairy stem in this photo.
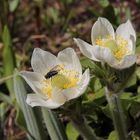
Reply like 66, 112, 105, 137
105, 88, 128, 140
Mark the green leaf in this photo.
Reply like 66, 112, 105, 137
125, 7, 131, 19
42, 108, 68, 140
48, 7, 59, 23
15, 104, 27, 133
66, 122, 79, 140
108, 131, 117, 140
2, 25, 16, 99
90, 77, 102, 92
9, 0, 19, 12
0, 103, 8, 129
120, 92, 134, 112
0, 92, 13, 105
129, 102, 140, 119
120, 92, 134, 101
0, 75, 14, 85
137, 86, 140, 94
102, 104, 111, 119
119, 92, 140, 117
93, 88, 105, 105
125, 73, 137, 89
14, 70, 43, 140
80, 58, 106, 78
136, 45, 140, 54
130, 131, 140, 140
33, 107, 48, 139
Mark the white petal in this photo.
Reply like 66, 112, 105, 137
20, 71, 44, 96
51, 87, 67, 104
91, 17, 115, 45
31, 48, 58, 75
127, 36, 135, 53
74, 38, 100, 61
26, 94, 63, 109
93, 45, 117, 66
116, 20, 136, 42
77, 69, 90, 97
112, 55, 136, 69
130, 35, 136, 53
126, 39, 133, 53
62, 69, 90, 100
61, 88, 77, 101
58, 48, 82, 77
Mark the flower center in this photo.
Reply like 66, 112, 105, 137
41, 64, 79, 98
52, 68, 79, 89
95, 35, 129, 60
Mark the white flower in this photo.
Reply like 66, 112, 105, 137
20, 48, 90, 109
74, 17, 136, 69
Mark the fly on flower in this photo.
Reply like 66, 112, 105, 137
74, 17, 136, 69
45, 65, 63, 79
20, 48, 90, 109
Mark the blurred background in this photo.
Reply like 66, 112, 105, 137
1, 0, 140, 140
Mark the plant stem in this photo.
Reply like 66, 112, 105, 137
70, 114, 97, 140
42, 108, 68, 140
105, 88, 128, 140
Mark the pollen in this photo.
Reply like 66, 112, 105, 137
41, 80, 52, 98
41, 64, 79, 97
107, 35, 113, 40
57, 64, 65, 71
95, 38, 103, 46
63, 72, 79, 89
114, 37, 129, 59
52, 68, 79, 89
95, 35, 129, 60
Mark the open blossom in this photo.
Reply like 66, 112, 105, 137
20, 48, 90, 109
74, 17, 136, 69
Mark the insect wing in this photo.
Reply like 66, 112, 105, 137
49, 65, 61, 72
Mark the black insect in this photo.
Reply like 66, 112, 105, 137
45, 65, 61, 79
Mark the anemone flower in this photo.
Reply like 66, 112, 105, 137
20, 48, 90, 109
74, 17, 136, 69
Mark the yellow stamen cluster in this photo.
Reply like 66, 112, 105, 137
107, 35, 113, 40
41, 79, 52, 98
57, 64, 65, 71
63, 70, 79, 89
114, 37, 129, 59
95, 37, 103, 46
41, 64, 79, 99
95, 35, 129, 60
59, 69, 79, 89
